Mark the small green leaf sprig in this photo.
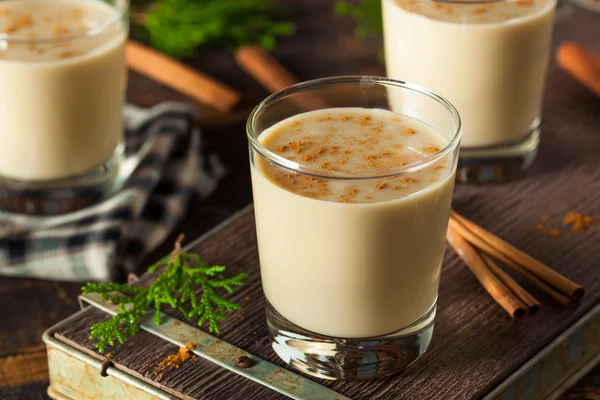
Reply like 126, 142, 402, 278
132, 0, 296, 59
335, 0, 383, 39
82, 235, 247, 353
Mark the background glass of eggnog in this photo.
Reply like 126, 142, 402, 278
383, 0, 556, 182
0, 0, 130, 215
248, 76, 461, 380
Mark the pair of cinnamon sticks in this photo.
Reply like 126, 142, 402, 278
126, 41, 298, 113
447, 211, 584, 319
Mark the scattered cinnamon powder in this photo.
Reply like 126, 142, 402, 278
347, 188, 358, 197
2, 14, 32, 33
563, 211, 594, 233
155, 344, 198, 377
474, 7, 487, 14
400, 177, 420, 184
2, 24, 19, 34
403, 127, 416, 135
71, 8, 83, 20
52, 25, 70, 36
14, 15, 32, 27
56, 50, 79, 59
422, 146, 440, 153
516, 0, 534, 5
535, 224, 561, 237
528, 211, 595, 237
359, 115, 372, 126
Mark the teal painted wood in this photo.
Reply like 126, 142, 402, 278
43, 310, 175, 400
78, 292, 350, 400
486, 301, 600, 400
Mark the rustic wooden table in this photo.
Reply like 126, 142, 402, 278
0, 1, 598, 398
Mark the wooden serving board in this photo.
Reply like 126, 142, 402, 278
44, 186, 600, 400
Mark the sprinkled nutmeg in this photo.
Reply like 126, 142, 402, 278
52, 24, 70, 36
422, 146, 440, 153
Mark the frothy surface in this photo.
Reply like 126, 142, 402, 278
394, 0, 553, 24
258, 107, 451, 204
0, 0, 123, 62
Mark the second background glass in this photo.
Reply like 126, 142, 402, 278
383, 0, 557, 182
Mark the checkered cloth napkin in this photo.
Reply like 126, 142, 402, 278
0, 102, 226, 282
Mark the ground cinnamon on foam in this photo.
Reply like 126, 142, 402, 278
154, 343, 198, 378
262, 109, 451, 203
0, 5, 93, 59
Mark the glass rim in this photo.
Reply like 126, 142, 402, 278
246, 76, 462, 181
424, 0, 539, 4
0, 0, 128, 44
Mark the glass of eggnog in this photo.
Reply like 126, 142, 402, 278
247, 76, 461, 380
0, 0, 131, 215
383, 0, 556, 183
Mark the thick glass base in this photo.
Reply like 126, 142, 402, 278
457, 126, 540, 183
0, 145, 126, 216
266, 300, 436, 381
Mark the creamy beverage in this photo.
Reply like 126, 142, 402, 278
0, 0, 126, 181
383, 0, 555, 148
251, 107, 455, 338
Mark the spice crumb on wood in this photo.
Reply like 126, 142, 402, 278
154, 343, 198, 378
523, 211, 595, 237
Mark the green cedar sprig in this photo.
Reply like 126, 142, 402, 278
334, 0, 383, 39
133, 0, 296, 59
82, 236, 247, 353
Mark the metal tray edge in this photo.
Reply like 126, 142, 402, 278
485, 300, 600, 400
42, 308, 175, 400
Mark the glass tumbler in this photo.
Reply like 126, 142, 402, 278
247, 76, 462, 380
0, 0, 144, 216
383, 0, 556, 182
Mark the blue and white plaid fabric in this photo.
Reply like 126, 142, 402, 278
0, 102, 225, 282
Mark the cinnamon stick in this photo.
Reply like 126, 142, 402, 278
234, 44, 299, 93
447, 225, 528, 319
126, 41, 241, 112
448, 216, 580, 306
556, 42, 600, 97
479, 252, 541, 315
450, 211, 583, 300
234, 45, 329, 110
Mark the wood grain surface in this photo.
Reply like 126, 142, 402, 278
1, 0, 599, 399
